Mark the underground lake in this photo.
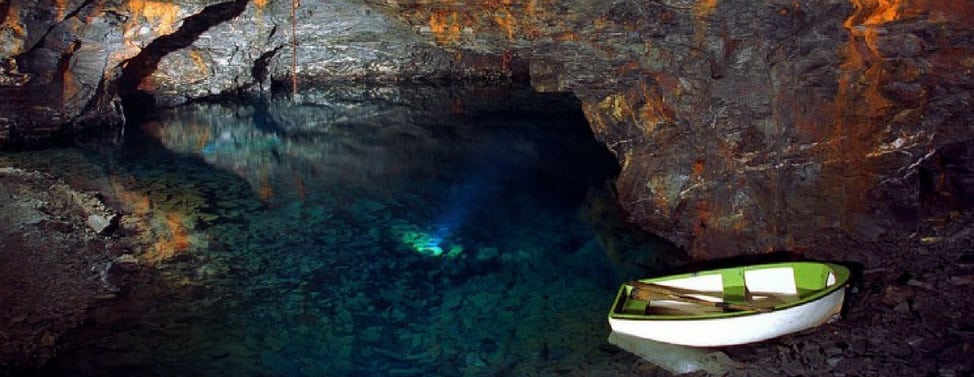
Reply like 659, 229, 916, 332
1, 84, 684, 377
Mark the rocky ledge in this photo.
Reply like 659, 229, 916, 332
0, 167, 135, 369
722, 216, 974, 376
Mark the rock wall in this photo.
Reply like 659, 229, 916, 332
0, 0, 523, 145
376, 0, 974, 257
1, 0, 972, 257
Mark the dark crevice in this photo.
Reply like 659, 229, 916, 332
62, 0, 96, 23
0, 2, 11, 27
919, 141, 974, 222
252, 46, 282, 91
117, 0, 249, 124
56, 41, 80, 81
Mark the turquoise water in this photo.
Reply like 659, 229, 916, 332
10, 85, 681, 376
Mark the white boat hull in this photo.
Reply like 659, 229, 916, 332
608, 287, 846, 347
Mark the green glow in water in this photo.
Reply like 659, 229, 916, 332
393, 223, 463, 258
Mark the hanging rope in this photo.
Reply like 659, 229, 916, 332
291, 0, 299, 94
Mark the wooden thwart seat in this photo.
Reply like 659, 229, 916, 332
623, 267, 807, 315
628, 280, 773, 313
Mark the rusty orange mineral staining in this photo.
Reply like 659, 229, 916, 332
692, 0, 719, 50
692, 160, 706, 176
643, 175, 674, 217
779, 87, 827, 142
252, 0, 269, 22
137, 76, 157, 91
139, 212, 192, 265
398, 0, 573, 46
493, 9, 516, 39
582, 102, 608, 136
586, 81, 676, 138
429, 10, 462, 45
556, 31, 579, 42
636, 83, 675, 133
59, 41, 81, 103
693, 0, 719, 18
845, 0, 921, 27
526, 0, 537, 15
108, 178, 192, 265
1, 2, 27, 41
111, 179, 151, 217
821, 0, 937, 225
600, 94, 634, 124
194, 128, 212, 151
615, 61, 641, 76
126, 0, 181, 38
161, 213, 191, 251
61, 68, 78, 103
692, 200, 711, 236
188, 49, 208, 75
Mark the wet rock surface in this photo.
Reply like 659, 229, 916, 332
0, 0, 127, 147
0, 167, 131, 369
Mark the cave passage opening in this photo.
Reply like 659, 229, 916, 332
9, 82, 684, 376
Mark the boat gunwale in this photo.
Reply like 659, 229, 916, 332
609, 262, 851, 321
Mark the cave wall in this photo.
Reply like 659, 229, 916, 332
1, 0, 972, 258
372, 0, 974, 257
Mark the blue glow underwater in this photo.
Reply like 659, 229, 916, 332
4, 85, 682, 377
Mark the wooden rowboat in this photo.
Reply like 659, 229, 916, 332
608, 261, 851, 347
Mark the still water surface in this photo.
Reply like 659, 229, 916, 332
9, 85, 679, 376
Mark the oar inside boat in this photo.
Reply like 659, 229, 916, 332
627, 281, 774, 313
610, 262, 851, 347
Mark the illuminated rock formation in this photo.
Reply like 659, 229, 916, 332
1, 0, 972, 257
378, 0, 974, 256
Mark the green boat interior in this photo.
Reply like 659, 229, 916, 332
612, 263, 844, 318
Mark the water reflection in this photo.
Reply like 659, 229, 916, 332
147, 86, 581, 199
142, 85, 613, 255
23, 85, 681, 376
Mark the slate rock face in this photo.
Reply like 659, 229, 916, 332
134, 0, 469, 106
2, 0, 973, 257
375, 0, 974, 257
0, 0, 520, 143
593, 0, 974, 257
0, 0, 129, 147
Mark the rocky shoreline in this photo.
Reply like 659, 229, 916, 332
1, 161, 971, 375
0, 167, 134, 370
607, 214, 974, 376
717, 218, 974, 377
